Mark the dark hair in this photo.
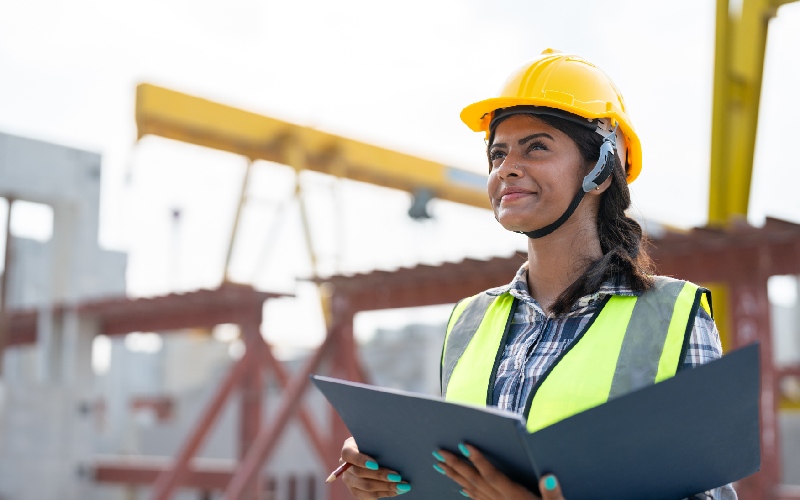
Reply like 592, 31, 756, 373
489, 113, 654, 314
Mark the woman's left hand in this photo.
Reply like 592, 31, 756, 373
434, 443, 566, 500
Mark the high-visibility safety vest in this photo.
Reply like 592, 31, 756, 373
441, 276, 711, 433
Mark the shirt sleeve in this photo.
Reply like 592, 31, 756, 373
681, 308, 739, 500
681, 306, 723, 369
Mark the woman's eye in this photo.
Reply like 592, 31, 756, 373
489, 150, 506, 162
527, 141, 547, 152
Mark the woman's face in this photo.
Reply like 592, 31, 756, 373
487, 114, 588, 233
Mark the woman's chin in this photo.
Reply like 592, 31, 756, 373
497, 220, 538, 234
495, 210, 545, 233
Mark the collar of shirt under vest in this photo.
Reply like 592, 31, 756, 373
485, 261, 641, 315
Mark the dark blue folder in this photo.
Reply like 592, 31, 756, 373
312, 343, 760, 500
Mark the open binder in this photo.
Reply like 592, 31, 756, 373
312, 343, 761, 500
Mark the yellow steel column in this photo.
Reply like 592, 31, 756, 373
708, 0, 730, 225
726, 0, 772, 221
223, 159, 254, 283
708, 0, 797, 225
283, 138, 332, 327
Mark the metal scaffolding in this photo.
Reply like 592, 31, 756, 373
6, 218, 796, 499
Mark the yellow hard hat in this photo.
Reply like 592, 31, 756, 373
461, 49, 642, 184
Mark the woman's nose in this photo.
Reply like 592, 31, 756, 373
496, 159, 523, 179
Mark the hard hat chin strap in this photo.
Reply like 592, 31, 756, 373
518, 188, 586, 239
517, 127, 618, 240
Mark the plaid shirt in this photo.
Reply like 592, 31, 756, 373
485, 263, 735, 500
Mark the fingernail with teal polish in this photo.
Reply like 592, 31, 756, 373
387, 473, 402, 482
544, 475, 558, 491
460, 490, 470, 497
433, 464, 446, 475
365, 460, 379, 470
396, 483, 411, 494
432, 451, 445, 462
458, 443, 470, 457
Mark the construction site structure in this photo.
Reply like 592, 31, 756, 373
5, 88, 799, 500
3, 0, 800, 497
3, 197, 800, 499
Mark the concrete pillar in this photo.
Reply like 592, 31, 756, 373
59, 309, 99, 499
36, 306, 59, 384
50, 202, 77, 303
0, 308, 101, 499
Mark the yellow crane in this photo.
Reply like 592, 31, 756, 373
709, 0, 799, 413
135, 82, 490, 322
135, 84, 488, 210
708, 0, 798, 225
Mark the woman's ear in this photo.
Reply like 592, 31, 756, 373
589, 175, 612, 196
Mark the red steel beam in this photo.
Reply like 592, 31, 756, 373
326, 310, 361, 500
102, 305, 260, 337
150, 342, 255, 500
225, 327, 338, 499
6, 309, 36, 347
728, 280, 780, 500
239, 319, 265, 499
94, 460, 319, 495
94, 458, 234, 490
780, 366, 800, 379
258, 338, 330, 463
327, 404, 352, 500
652, 236, 800, 285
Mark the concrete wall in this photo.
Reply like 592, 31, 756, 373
360, 323, 446, 396
0, 132, 125, 499
0, 132, 127, 308
0, 313, 98, 500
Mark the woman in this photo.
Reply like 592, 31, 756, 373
339, 50, 734, 500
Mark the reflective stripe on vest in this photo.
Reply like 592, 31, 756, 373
441, 276, 709, 433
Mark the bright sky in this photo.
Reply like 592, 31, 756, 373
1, 0, 799, 349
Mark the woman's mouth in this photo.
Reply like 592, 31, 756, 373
500, 189, 535, 203
502, 192, 530, 202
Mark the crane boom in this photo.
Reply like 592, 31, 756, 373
135, 83, 489, 210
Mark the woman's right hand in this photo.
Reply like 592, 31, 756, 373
340, 437, 411, 498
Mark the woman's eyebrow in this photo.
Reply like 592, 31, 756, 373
519, 132, 554, 145
489, 142, 507, 150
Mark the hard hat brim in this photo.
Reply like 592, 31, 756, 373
461, 97, 642, 184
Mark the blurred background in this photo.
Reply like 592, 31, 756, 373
0, 0, 799, 499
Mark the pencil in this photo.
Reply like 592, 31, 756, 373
326, 462, 352, 483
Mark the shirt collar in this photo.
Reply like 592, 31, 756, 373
486, 261, 641, 311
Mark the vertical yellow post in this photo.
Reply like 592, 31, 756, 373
223, 159, 254, 283
726, 0, 773, 220
707, 0, 793, 369
283, 139, 332, 328
708, 0, 792, 225
708, 0, 730, 226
